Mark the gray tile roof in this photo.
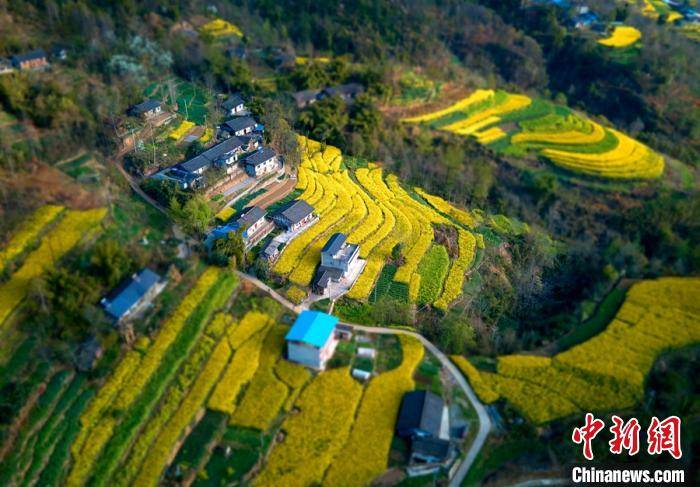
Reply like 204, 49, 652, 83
223, 116, 256, 133
235, 205, 266, 228
130, 99, 161, 115
222, 94, 244, 110
322, 233, 346, 255
244, 147, 277, 167
201, 136, 245, 161
179, 154, 211, 173
276, 199, 314, 225
322, 83, 364, 98
11, 48, 47, 64
396, 390, 444, 438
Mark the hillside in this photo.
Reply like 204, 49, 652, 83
0, 1, 698, 485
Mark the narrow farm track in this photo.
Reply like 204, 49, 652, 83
235, 270, 492, 487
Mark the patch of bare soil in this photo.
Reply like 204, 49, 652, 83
380, 82, 473, 120
0, 161, 105, 219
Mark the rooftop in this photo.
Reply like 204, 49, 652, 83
223, 116, 257, 132
322, 233, 346, 255
396, 390, 444, 438
11, 48, 47, 63
244, 147, 277, 166
222, 94, 244, 109
286, 310, 338, 348
235, 206, 266, 228
276, 199, 314, 224
102, 268, 162, 320
130, 99, 161, 114
323, 83, 364, 97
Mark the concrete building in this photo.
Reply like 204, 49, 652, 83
285, 311, 339, 370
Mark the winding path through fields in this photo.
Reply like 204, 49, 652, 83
234, 270, 492, 487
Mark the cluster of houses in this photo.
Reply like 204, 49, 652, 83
133, 93, 282, 190
529, 0, 699, 30
0, 47, 67, 75
291, 82, 365, 108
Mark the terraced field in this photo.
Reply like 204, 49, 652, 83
452, 277, 700, 424
0, 207, 107, 331
402, 89, 664, 180
597, 26, 642, 48
0, 291, 428, 486
273, 137, 493, 309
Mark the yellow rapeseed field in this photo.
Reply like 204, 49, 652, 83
597, 26, 642, 48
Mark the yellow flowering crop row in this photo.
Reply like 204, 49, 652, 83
67, 267, 222, 486
598, 26, 642, 48
450, 355, 500, 403
457, 277, 700, 423
440, 94, 531, 135
401, 89, 496, 123
474, 126, 507, 144
133, 338, 232, 487
253, 367, 363, 487
227, 310, 274, 349
512, 121, 606, 145
199, 18, 243, 37
434, 230, 476, 310
285, 285, 307, 304
208, 327, 268, 414
541, 129, 664, 179
0, 204, 64, 271
72, 346, 145, 456
415, 188, 478, 228
295, 56, 331, 65
115, 332, 218, 486
231, 326, 290, 430
274, 356, 312, 389
0, 208, 106, 329
168, 120, 195, 140
324, 336, 424, 486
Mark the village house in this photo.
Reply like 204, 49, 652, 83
261, 239, 281, 262
211, 206, 273, 249
319, 83, 365, 103
222, 94, 246, 116
10, 49, 48, 70
320, 232, 359, 273
128, 99, 163, 119
291, 88, 321, 108
311, 233, 361, 295
397, 390, 444, 438
243, 147, 279, 177
101, 268, 166, 323
285, 310, 339, 370
271, 199, 315, 231
220, 116, 257, 137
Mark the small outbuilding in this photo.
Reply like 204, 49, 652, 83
396, 390, 445, 439
74, 336, 104, 372
222, 94, 246, 116
285, 310, 339, 370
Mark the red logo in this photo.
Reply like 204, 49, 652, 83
572, 413, 606, 460
573, 414, 682, 460
647, 416, 682, 460
609, 415, 640, 455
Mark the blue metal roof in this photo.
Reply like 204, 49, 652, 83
285, 310, 338, 348
103, 268, 161, 320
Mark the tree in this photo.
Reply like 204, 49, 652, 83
213, 230, 246, 269
171, 195, 212, 235
262, 101, 301, 168
90, 240, 133, 288
297, 95, 348, 147
185, 140, 204, 158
